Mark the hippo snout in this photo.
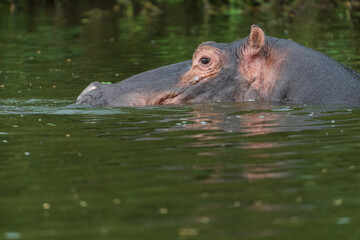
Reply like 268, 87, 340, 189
76, 82, 108, 107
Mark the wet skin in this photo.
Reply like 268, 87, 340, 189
76, 25, 360, 107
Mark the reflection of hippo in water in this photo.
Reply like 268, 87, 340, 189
77, 25, 360, 107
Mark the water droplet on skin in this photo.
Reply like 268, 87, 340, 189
193, 76, 199, 81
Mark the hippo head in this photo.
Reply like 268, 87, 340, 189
77, 25, 282, 107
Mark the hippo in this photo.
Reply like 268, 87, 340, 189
76, 25, 360, 107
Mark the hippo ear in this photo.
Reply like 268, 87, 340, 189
244, 25, 266, 56
239, 25, 267, 82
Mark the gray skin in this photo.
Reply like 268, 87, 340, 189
76, 25, 360, 107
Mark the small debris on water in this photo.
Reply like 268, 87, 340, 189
42, 202, 51, 210
336, 217, 350, 225
178, 228, 199, 237
3, 140, 8, 143
333, 198, 343, 206
113, 198, 121, 205
331, 120, 335, 123
198, 216, 210, 224
67, 58, 71, 63
233, 201, 241, 207
24, 152, 30, 156
80, 201, 88, 207
159, 207, 168, 214
37, 50, 41, 54
47, 123, 56, 127
349, 165, 355, 170
65, 134, 71, 137
4, 232, 22, 239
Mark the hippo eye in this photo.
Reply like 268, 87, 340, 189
200, 57, 211, 65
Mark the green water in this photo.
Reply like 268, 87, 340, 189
1, 2, 360, 240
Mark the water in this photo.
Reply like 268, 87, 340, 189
1, 2, 360, 239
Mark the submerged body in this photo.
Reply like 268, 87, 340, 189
77, 25, 360, 107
